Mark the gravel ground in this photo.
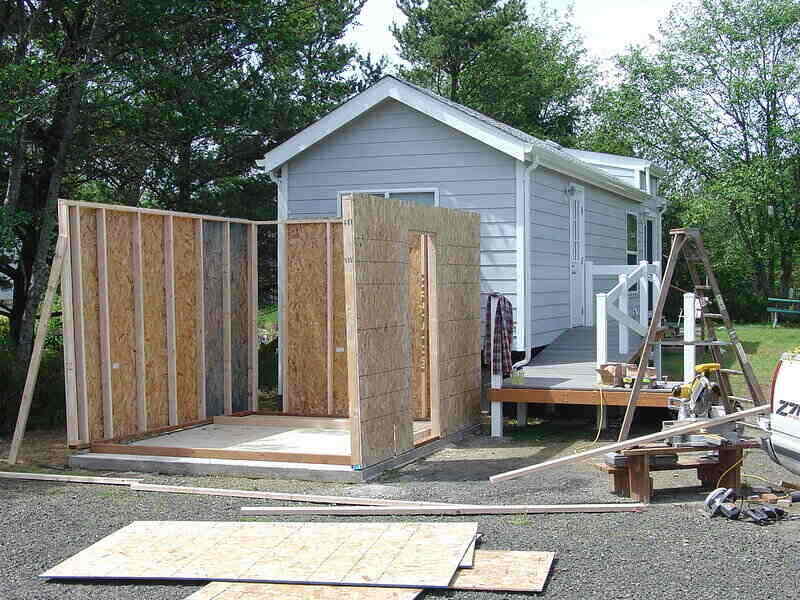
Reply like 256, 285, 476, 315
2, 429, 800, 600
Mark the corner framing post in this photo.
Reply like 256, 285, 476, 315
58, 203, 79, 445
7, 235, 68, 464
683, 292, 696, 383
96, 208, 114, 438
222, 220, 232, 415
195, 218, 207, 419
132, 212, 147, 432
69, 205, 89, 442
426, 234, 441, 438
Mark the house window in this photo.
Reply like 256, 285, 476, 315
337, 189, 438, 216
650, 176, 659, 197
639, 171, 647, 192
626, 213, 638, 265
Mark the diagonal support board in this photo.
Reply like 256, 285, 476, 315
6, 233, 69, 464
41, 521, 477, 589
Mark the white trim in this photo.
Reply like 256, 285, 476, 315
335, 187, 439, 217
569, 184, 586, 328
258, 76, 655, 205
515, 161, 526, 352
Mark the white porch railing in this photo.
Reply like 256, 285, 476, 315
587, 261, 663, 376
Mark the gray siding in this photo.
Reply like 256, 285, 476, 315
529, 167, 642, 348
285, 98, 519, 342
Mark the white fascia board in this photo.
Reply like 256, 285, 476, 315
534, 152, 652, 204
257, 78, 530, 172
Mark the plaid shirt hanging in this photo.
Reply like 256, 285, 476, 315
483, 293, 514, 378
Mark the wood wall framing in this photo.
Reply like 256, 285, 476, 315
55, 196, 481, 471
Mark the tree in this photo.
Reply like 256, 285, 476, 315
393, 0, 593, 144
586, 0, 800, 299
0, 1, 375, 428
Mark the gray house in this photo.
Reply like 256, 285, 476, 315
258, 76, 665, 353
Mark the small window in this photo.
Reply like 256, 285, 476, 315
626, 213, 638, 265
639, 171, 647, 191
650, 176, 659, 196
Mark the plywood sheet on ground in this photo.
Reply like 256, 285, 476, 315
41, 521, 477, 588
131, 424, 350, 455
185, 582, 422, 600
229, 223, 250, 412
449, 550, 554, 592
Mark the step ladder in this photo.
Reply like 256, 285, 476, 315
618, 228, 766, 441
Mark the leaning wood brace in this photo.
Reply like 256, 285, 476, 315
617, 228, 766, 441
6, 233, 69, 464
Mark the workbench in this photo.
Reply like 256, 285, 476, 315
594, 440, 761, 503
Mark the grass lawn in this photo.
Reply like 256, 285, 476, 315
660, 323, 800, 397
257, 305, 278, 329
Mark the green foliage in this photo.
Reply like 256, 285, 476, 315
583, 0, 800, 300
393, 0, 594, 145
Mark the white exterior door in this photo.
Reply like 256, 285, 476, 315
569, 185, 586, 327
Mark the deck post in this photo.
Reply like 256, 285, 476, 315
584, 261, 594, 326
683, 293, 696, 382
491, 402, 503, 437
596, 293, 608, 373
516, 402, 527, 427
639, 261, 648, 330
652, 272, 663, 378
618, 274, 628, 355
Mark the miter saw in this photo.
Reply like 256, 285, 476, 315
663, 363, 743, 446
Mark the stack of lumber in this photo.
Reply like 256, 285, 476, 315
40, 521, 555, 597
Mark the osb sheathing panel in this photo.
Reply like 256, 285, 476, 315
203, 221, 225, 416
449, 550, 555, 593
141, 214, 169, 429
78, 208, 104, 441
173, 217, 200, 423
344, 194, 480, 468
229, 223, 250, 413
105, 211, 138, 438
41, 521, 478, 589
186, 582, 422, 600
285, 223, 328, 416
408, 233, 429, 420
331, 223, 349, 416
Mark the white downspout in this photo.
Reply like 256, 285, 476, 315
512, 158, 538, 372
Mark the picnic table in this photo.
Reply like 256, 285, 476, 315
767, 297, 800, 328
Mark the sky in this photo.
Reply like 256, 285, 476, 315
345, 0, 677, 71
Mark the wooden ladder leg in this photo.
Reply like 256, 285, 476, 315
627, 455, 652, 503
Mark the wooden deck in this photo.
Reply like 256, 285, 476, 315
489, 326, 672, 408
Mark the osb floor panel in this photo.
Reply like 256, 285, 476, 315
185, 582, 422, 599
450, 550, 555, 592
41, 521, 478, 588
130, 425, 350, 456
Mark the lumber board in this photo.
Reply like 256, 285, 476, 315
90, 442, 351, 465
408, 232, 429, 421
129, 482, 455, 506
79, 208, 104, 440
489, 387, 670, 407
0, 472, 140, 485
426, 235, 442, 437
96, 209, 114, 439
69, 205, 90, 441
59, 203, 79, 444
229, 223, 250, 413
248, 223, 258, 411
141, 214, 170, 430
195, 219, 206, 419
239, 503, 646, 516
326, 222, 334, 414
6, 235, 68, 464
164, 215, 178, 425
131, 213, 147, 431
203, 221, 225, 416
212, 415, 350, 429
40, 521, 478, 589
223, 221, 233, 414
185, 583, 422, 600
450, 550, 554, 593
331, 223, 349, 417
489, 404, 770, 483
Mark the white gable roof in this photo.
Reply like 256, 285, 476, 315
258, 76, 654, 204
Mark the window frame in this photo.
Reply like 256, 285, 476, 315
626, 211, 639, 266
336, 188, 440, 217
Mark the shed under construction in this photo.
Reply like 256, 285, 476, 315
49, 194, 481, 480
